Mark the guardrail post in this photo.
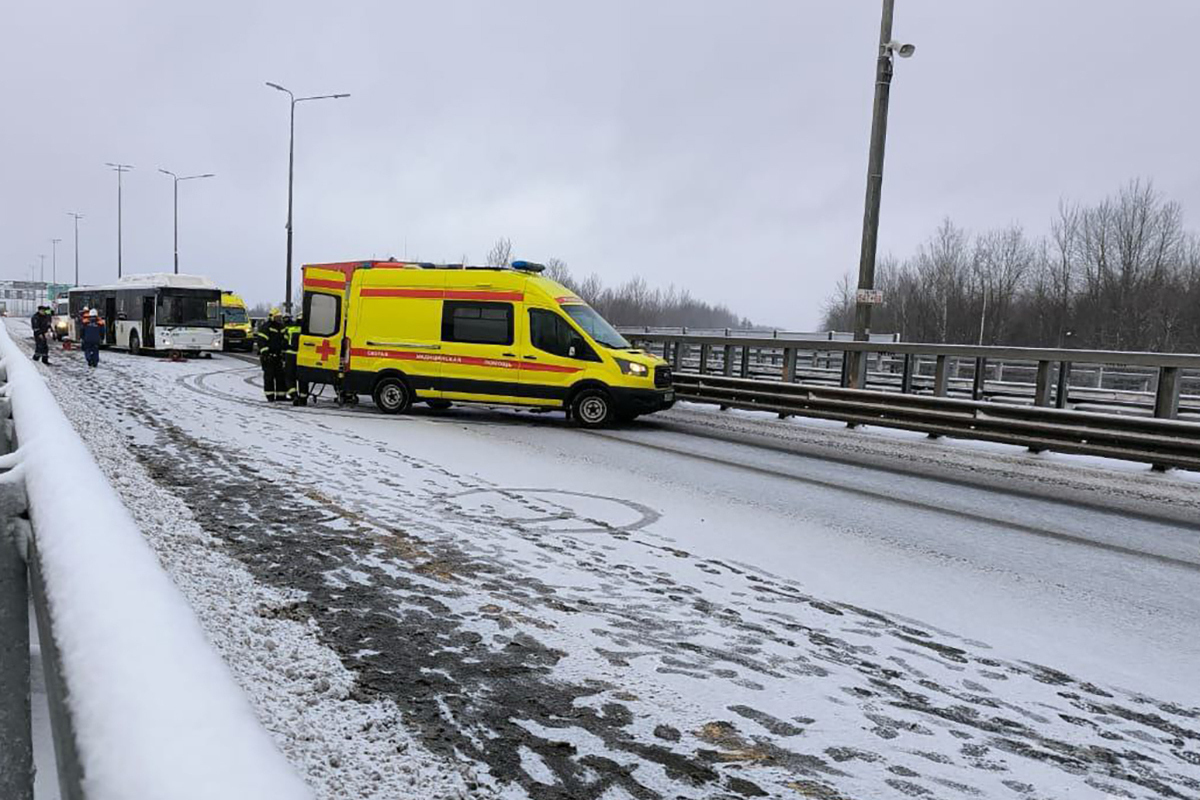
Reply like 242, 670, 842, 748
671, 340, 682, 370
782, 347, 796, 384
722, 345, 733, 377
1154, 366, 1181, 420
1033, 360, 1053, 407
699, 344, 710, 375
900, 354, 914, 394
0, 510, 33, 800
933, 355, 949, 397
1055, 361, 1072, 409
740, 346, 750, 378
972, 357, 988, 401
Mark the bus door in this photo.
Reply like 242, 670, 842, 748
104, 297, 118, 345
142, 296, 156, 348
298, 270, 347, 385
520, 307, 595, 405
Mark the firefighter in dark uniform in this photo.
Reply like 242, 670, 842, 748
283, 315, 308, 406
255, 309, 288, 401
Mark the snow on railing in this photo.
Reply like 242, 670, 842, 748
0, 323, 310, 800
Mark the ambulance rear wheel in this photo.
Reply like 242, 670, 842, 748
571, 388, 614, 429
373, 377, 412, 414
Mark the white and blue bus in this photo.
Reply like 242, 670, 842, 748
68, 273, 224, 356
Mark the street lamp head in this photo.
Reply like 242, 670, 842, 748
887, 40, 916, 58
159, 168, 177, 178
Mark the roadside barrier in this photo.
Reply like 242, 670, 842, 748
625, 331, 1200, 470
0, 323, 310, 800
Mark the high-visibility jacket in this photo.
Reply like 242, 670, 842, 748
256, 320, 287, 358
284, 324, 302, 358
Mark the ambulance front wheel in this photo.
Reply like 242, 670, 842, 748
373, 377, 412, 415
571, 388, 614, 429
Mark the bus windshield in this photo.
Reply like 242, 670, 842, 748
561, 304, 630, 349
158, 291, 222, 328
223, 306, 248, 324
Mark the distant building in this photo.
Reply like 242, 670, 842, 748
0, 280, 72, 317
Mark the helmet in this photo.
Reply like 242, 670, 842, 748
269, 307, 281, 319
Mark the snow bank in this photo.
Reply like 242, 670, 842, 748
0, 325, 310, 799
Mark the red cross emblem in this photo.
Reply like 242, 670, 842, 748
315, 339, 337, 362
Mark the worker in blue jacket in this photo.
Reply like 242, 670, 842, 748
81, 310, 104, 368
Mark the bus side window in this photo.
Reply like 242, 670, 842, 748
304, 292, 340, 337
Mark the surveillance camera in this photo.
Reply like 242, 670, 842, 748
888, 40, 916, 58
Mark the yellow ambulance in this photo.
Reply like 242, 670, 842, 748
295, 260, 674, 426
221, 291, 253, 351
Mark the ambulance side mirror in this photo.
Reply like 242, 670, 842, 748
568, 344, 577, 358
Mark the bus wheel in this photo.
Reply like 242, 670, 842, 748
373, 377, 412, 414
572, 388, 614, 429
129, 331, 141, 356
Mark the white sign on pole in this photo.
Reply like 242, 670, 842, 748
856, 288, 884, 305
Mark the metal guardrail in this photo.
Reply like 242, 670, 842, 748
0, 325, 311, 800
625, 332, 1200, 470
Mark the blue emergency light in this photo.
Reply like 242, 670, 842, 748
511, 260, 545, 273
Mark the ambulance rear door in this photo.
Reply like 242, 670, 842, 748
298, 267, 348, 386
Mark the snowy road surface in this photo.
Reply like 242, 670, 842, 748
24, 329, 1200, 800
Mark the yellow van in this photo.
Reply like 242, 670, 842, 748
296, 260, 674, 426
221, 292, 252, 351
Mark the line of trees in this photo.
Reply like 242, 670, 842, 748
822, 180, 1200, 352
487, 238, 751, 329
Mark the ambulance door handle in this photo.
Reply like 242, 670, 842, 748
523, 355, 538, 360
502, 352, 517, 357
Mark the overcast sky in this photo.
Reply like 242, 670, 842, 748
4, 0, 1199, 328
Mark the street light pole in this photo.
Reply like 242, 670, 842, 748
106, 163, 134, 278
67, 213, 84, 286
37, 254, 46, 283
266, 82, 350, 314
849, 0, 914, 388
158, 169, 215, 274
51, 238, 61, 285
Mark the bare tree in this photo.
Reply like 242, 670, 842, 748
543, 257, 572, 285
818, 178, 1200, 352
485, 237, 513, 267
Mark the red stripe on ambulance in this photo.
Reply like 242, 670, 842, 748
348, 348, 579, 373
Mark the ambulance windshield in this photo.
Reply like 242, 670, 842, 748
223, 306, 248, 324
562, 304, 630, 349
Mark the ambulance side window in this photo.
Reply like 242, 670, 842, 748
442, 301, 512, 345
304, 292, 340, 337
529, 309, 599, 361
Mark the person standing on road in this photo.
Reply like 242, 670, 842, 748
256, 309, 288, 401
81, 310, 103, 368
31, 305, 52, 365
283, 315, 308, 407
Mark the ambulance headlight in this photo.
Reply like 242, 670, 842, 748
614, 358, 649, 377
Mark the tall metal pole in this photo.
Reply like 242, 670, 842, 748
107, 163, 134, 279
267, 82, 349, 315
285, 98, 295, 314
67, 213, 84, 286
850, 0, 896, 388
51, 239, 61, 285
173, 176, 179, 274
37, 255, 46, 283
118, 171, 124, 277
158, 170, 214, 275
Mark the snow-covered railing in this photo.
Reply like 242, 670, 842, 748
0, 325, 310, 800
